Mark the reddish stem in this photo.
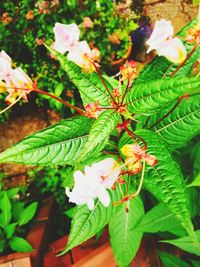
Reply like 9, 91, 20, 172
120, 78, 130, 105
148, 94, 189, 130
122, 117, 148, 149
170, 41, 200, 77
93, 63, 117, 104
142, 115, 151, 129
5, 85, 85, 115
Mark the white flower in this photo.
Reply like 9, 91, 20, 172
0, 50, 33, 104
67, 41, 100, 72
66, 158, 120, 210
53, 22, 80, 54
146, 19, 186, 64
11, 67, 33, 89
67, 41, 91, 66
0, 50, 12, 82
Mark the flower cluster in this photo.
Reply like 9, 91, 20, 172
0, 51, 33, 104
1, 12, 13, 25
146, 19, 186, 64
66, 158, 120, 210
121, 144, 157, 174
84, 101, 102, 118
35, 0, 59, 14
186, 26, 200, 43
83, 17, 93, 29
53, 22, 100, 73
120, 60, 137, 82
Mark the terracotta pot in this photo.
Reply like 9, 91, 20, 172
110, 44, 132, 67
44, 230, 162, 267
0, 198, 54, 267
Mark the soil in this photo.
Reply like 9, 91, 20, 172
0, 103, 61, 183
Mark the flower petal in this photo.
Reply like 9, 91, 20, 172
157, 37, 186, 64
146, 19, 174, 53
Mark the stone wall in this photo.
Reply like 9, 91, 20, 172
144, 0, 198, 32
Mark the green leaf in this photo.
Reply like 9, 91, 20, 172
187, 187, 200, 219
109, 195, 144, 266
12, 201, 24, 221
81, 110, 120, 159
191, 259, 200, 267
18, 202, 38, 226
61, 185, 123, 254
4, 223, 17, 239
158, 251, 191, 267
188, 172, 200, 187
136, 18, 199, 82
45, 45, 111, 106
0, 116, 94, 166
149, 94, 200, 149
0, 192, 12, 227
131, 129, 196, 240
64, 207, 76, 219
135, 204, 186, 237
126, 77, 200, 115
7, 188, 20, 199
161, 230, 200, 256
9, 237, 33, 253
0, 240, 5, 254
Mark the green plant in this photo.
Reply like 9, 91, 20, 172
0, 16, 200, 267
0, 183, 38, 254
0, 0, 137, 114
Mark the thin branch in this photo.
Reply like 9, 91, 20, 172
120, 78, 130, 105
4, 85, 85, 115
0, 94, 23, 115
93, 63, 117, 104
170, 41, 200, 77
148, 95, 187, 130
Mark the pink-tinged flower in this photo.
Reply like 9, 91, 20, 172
51, 0, 59, 8
6, 67, 33, 104
2, 12, 13, 24
83, 17, 93, 28
53, 22, 80, 54
85, 101, 102, 118
146, 19, 186, 64
66, 158, 120, 210
121, 144, 157, 174
0, 50, 12, 82
0, 50, 33, 104
35, 1, 50, 14
26, 10, 34, 20
186, 26, 200, 43
120, 60, 136, 81
67, 41, 100, 73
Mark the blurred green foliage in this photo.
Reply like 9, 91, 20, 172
0, 0, 138, 114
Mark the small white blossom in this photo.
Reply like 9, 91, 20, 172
146, 19, 186, 64
53, 22, 80, 54
0, 50, 12, 82
66, 158, 120, 210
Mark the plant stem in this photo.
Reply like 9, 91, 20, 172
93, 63, 117, 104
114, 161, 146, 205
33, 87, 85, 114
142, 115, 151, 129
121, 78, 130, 105
5, 86, 85, 115
128, 160, 146, 199
148, 95, 188, 130
0, 94, 23, 115
170, 41, 200, 77
125, 126, 148, 150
